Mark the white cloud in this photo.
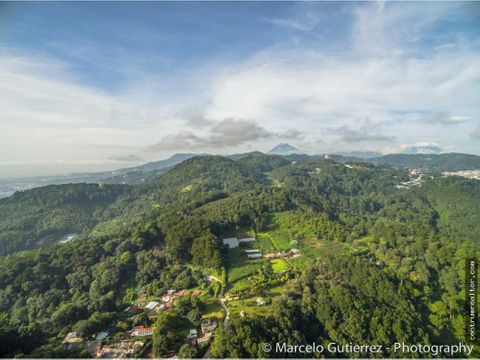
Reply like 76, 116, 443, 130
1, 2, 479, 177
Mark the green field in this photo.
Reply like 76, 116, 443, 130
202, 301, 224, 320
266, 284, 285, 296
257, 231, 297, 252
271, 258, 289, 272
227, 298, 271, 318
226, 245, 266, 292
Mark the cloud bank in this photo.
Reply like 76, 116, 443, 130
0, 1, 479, 177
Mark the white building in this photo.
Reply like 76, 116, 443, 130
223, 237, 239, 249
239, 237, 255, 243
256, 298, 267, 306
145, 301, 160, 311
247, 253, 262, 259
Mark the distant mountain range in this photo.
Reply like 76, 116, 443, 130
332, 151, 383, 159
109, 154, 144, 162
1, 144, 479, 198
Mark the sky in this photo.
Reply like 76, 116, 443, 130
0, 1, 479, 177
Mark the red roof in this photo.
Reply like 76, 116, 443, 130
127, 305, 139, 314
137, 327, 154, 335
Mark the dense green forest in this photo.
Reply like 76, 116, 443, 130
0, 184, 132, 255
0, 154, 478, 358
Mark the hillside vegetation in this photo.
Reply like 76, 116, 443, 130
0, 183, 132, 255
0, 154, 478, 357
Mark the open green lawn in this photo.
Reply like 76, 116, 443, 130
202, 301, 224, 320
257, 231, 297, 252
271, 258, 289, 272
265, 284, 286, 297
288, 238, 351, 269
301, 238, 349, 256
227, 298, 271, 318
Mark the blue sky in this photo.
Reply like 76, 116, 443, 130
0, 1, 479, 176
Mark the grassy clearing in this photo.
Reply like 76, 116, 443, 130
202, 301, 224, 319
288, 238, 351, 269
256, 231, 297, 252
228, 298, 271, 318
351, 235, 375, 252
252, 235, 276, 253
265, 171, 283, 188
271, 258, 289, 272
265, 284, 285, 296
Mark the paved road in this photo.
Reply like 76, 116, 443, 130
219, 298, 229, 327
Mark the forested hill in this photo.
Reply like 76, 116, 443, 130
0, 154, 479, 357
0, 183, 132, 255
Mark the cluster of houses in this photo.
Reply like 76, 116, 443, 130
264, 248, 301, 260
63, 331, 146, 358
396, 170, 426, 189
442, 170, 480, 180
88, 337, 145, 358
62, 288, 208, 358
124, 288, 202, 319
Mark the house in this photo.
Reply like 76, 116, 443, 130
145, 301, 160, 311
239, 237, 255, 243
256, 298, 267, 306
95, 331, 109, 341
223, 237, 239, 249
185, 329, 198, 345
247, 253, 262, 259
187, 329, 198, 340
124, 305, 139, 315
130, 325, 155, 337
244, 249, 260, 253
135, 294, 147, 307
62, 332, 83, 349
201, 318, 218, 333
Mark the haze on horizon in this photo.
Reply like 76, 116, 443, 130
0, 1, 479, 178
